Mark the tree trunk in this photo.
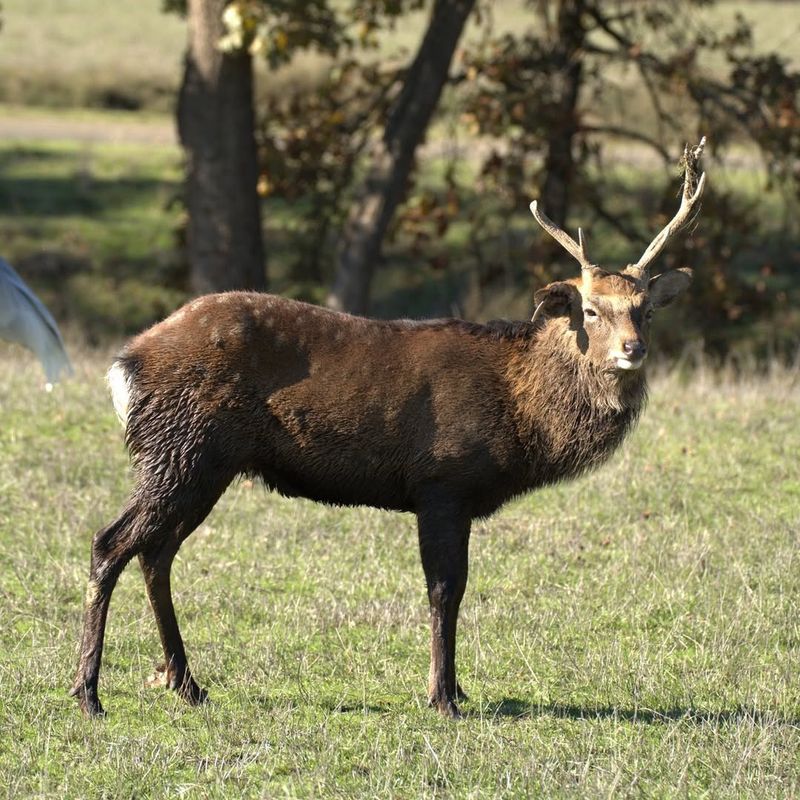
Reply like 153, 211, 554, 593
178, 0, 266, 294
540, 0, 586, 229
327, 0, 476, 315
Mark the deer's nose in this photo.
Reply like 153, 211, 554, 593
623, 340, 647, 360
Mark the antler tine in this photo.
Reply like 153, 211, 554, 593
632, 136, 707, 283
529, 201, 593, 272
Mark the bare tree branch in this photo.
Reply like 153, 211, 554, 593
580, 125, 673, 162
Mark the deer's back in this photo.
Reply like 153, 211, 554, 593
117, 293, 527, 516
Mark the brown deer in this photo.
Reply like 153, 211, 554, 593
71, 139, 706, 719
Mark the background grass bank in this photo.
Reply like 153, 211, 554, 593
1, 0, 798, 113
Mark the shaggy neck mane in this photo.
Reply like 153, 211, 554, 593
504, 316, 648, 483
369, 312, 645, 482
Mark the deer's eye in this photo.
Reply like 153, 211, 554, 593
583, 307, 598, 318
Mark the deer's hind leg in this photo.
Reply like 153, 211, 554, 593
71, 473, 230, 717
138, 539, 205, 705
70, 501, 148, 717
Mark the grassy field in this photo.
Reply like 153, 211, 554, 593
0, 137, 185, 338
0, 0, 185, 111
0, 347, 798, 797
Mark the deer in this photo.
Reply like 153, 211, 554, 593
71, 139, 706, 719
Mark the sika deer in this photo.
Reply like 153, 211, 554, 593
71, 139, 706, 718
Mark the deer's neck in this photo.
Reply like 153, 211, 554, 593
506, 320, 647, 484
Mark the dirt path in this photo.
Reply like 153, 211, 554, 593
0, 109, 176, 145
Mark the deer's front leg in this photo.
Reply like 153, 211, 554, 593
416, 501, 470, 719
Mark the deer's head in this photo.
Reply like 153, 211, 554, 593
530, 138, 706, 372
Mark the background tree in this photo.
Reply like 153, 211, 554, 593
253, 0, 476, 312
169, 0, 343, 294
177, 0, 267, 293
167, 0, 798, 354
326, 0, 477, 314
453, 0, 799, 348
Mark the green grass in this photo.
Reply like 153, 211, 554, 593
0, 0, 185, 111
0, 347, 799, 797
0, 139, 186, 336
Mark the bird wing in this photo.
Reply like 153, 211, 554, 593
0, 258, 73, 385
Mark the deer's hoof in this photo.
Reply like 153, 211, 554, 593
173, 672, 208, 706
180, 681, 209, 706
69, 682, 106, 718
150, 663, 209, 706
428, 693, 463, 720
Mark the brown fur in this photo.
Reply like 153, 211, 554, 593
71, 270, 687, 718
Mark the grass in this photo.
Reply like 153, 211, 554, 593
0, 138, 186, 337
0, 346, 799, 797
0, 0, 185, 111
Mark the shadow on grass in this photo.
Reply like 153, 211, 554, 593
476, 697, 800, 727
244, 691, 391, 715
332, 703, 392, 714
0, 145, 66, 168
0, 176, 173, 217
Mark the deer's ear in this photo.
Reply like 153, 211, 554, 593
533, 281, 581, 319
648, 267, 693, 308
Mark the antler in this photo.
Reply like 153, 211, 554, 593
529, 200, 594, 275
629, 136, 707, 284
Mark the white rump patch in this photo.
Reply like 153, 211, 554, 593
107, 361, 132, 427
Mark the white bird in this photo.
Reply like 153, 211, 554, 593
0, 257, 72, 389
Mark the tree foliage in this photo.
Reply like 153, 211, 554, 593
257, 59, 398, 290
171, 0, 800, 354
454, 0, 799, 350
